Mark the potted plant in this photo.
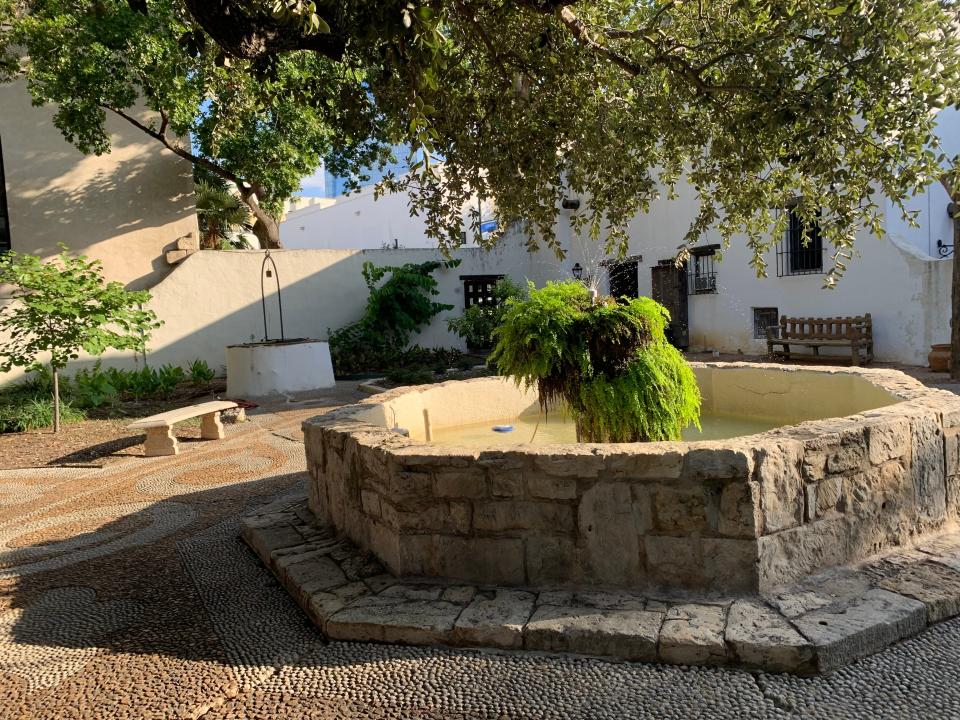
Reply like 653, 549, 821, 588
929, 343, 951, 372
489, 280, 700, 442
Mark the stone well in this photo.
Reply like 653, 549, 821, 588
226, 339, 335, 399
304, 363, 960, 594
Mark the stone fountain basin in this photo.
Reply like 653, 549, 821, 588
304, 362, 960, 594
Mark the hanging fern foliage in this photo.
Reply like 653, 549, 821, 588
489, 280, 700, 442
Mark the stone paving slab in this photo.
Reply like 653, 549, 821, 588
524, 605, 663, 662
725, 600, 815, 673
241, 495, 960, 675
451, 589, 535, 649
657, 603, 728, 666
791, 589, 927, 673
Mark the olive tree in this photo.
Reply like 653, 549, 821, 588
0, 248, 160, 431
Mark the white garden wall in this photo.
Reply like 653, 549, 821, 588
143, 245, 538, 373
0, 245, 540, 385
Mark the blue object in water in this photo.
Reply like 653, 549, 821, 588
492, 425, 514, 433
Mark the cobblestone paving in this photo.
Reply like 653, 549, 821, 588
2, 385, 960, 718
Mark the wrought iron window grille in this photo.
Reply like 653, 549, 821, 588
687, 245, 719, 295
753, 307, 780, 340
461, 274, 504, 309
776, 205, 823, 277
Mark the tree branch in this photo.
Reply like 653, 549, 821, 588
556, 5, 757, 96
102, 105, 243, 188
103, 103, 282, 246
454, 0, 512, 83
557, 6, 644, 76
181, 0, 346, 61
941, 172, 957, 202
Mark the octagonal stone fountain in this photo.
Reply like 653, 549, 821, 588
304, 363, 960, 593
244, 362, 960, 673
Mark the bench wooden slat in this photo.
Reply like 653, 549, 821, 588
767, 313, 873, 365
127, 401, 238, 430
770, 339, 869, 347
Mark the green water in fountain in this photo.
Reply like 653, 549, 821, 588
429, 409, 778, 446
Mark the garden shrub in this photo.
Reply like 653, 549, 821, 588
73, 362, 120, 408
188, 359, 216, 384
447, 278, 524, 350
328, 259, 461, 375
0, 373, 85, 432
0, 358, 222, 433
156, 364, 186, 398
490, 280, 700, 442
0, 396, 86, 433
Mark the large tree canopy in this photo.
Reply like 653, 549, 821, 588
3, 1, 959, 276
163, 0, 960, 283
0, 0, 393, 247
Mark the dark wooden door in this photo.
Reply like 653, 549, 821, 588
651, 260, 689, 349
609, 261, 639, 300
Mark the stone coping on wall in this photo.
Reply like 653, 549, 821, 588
303, 362, 960, 593
242, 493, 960, 675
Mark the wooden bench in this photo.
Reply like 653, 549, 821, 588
766, 314, 874, 366
127, 400, 238, 457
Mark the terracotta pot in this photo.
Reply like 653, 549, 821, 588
929, 343, 952, 373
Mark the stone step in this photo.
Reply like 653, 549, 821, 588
240, 495, 960, 675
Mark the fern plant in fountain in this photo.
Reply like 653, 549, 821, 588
489, 280, 700, 442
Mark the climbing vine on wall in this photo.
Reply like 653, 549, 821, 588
328, 258, 461, 374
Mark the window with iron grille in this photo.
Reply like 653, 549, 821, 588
0, 136, 10, 253
753, 307, 780, 339
687, 245, 719, 295
777, 206, 823, 276
461, 275, 504, 309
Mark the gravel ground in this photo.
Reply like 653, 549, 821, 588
2, 382, 960, 718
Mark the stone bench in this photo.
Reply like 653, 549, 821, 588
127, 400, 238, 457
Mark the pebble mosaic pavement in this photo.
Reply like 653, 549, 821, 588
2, 384, 960, 719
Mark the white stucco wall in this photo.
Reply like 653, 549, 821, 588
0, 82, 199, 290
4, 244, 535, 383
280, 183, 492, 250
0, 82, 200, 386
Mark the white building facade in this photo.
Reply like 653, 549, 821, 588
280, 182, 497, 251
542, 109, 959, 366
278, 110, 958, 367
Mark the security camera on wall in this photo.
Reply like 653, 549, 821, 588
561, 197, 581, 211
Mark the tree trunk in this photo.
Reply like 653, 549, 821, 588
951, 213, 960, 380
52, 365, 61, 433
239, 188, 282, 249
100, 105, 284, 249
251, 215, 282, 249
